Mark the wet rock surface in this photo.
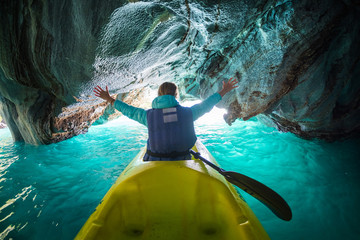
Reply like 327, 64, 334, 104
0, 0, 359, 144
0, 115, 6, 129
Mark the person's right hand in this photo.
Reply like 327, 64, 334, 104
218, 78, 239, 97
94, 86, 115, 105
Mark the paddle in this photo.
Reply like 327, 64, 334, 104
190, 150, 292, 221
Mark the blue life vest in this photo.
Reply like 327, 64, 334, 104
144, 105, 197, 161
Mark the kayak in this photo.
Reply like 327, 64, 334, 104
75, 141, 270, 240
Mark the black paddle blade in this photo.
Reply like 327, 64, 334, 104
222, 171, 292, 221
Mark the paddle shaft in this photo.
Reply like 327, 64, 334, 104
189, 150, 224, 173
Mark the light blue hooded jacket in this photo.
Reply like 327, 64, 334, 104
113, 93, 222, 126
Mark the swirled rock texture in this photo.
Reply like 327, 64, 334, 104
0, 0, 359, 144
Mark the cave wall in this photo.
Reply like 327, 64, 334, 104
0, 0, 359, 144
0, 0, 126, 143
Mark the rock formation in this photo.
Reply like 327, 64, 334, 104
0, 0, 359, 144
0, 115, 6, 129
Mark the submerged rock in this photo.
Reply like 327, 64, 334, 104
0, 0, 359, 144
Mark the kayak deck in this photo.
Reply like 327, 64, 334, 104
75, 142, 270, 240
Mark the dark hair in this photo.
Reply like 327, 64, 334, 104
158, 82, 177, 97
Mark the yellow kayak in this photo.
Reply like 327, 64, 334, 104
75, 141, 270, 240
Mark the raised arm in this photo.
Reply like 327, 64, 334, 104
93, 85, 147, 126
191, 78, 239, 121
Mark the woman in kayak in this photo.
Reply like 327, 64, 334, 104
94, 78, 238, 160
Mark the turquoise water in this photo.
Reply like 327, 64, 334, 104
1, 110, 360, 240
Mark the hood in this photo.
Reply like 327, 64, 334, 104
151, 95, 179, 109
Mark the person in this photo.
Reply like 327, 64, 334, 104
94, 78, 238, 161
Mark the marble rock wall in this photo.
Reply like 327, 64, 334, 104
0, 0, 359, 144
